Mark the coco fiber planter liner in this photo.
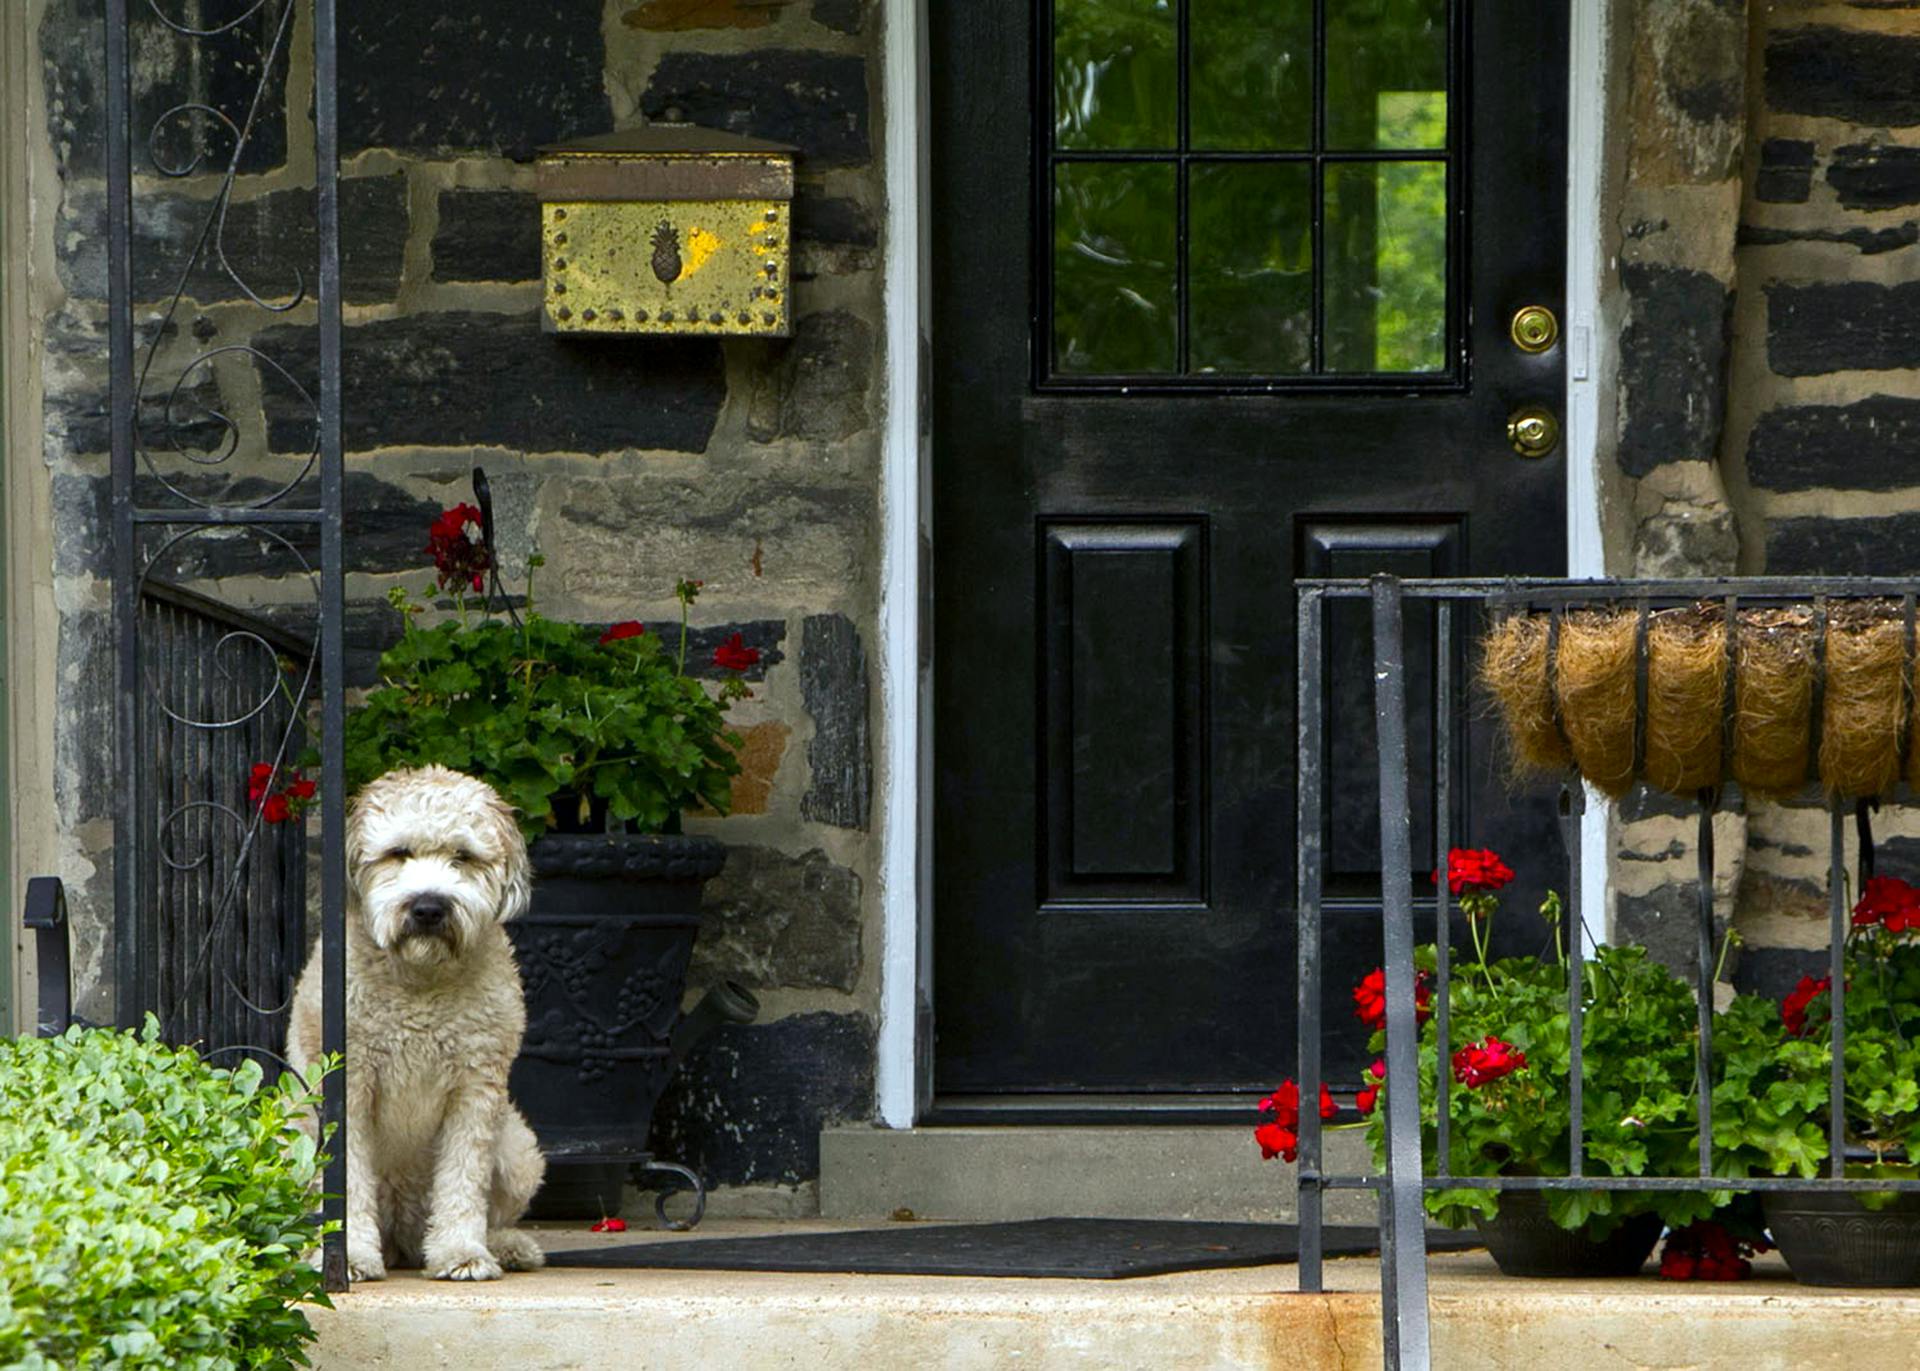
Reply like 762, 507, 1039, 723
1481, 598, 1920, 802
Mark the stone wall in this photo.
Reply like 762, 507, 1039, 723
1604, 1, 1920, 998
31, 0, 886, 1200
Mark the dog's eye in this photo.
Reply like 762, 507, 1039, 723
452, 849, 476, 866
385, 846, 413, 862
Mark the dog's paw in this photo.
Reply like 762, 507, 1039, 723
426, 1245, 503, 1282
488, 1228, 546, 1272
346, 1245, 387, 1283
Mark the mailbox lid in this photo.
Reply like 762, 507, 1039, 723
537, 126, 796, 203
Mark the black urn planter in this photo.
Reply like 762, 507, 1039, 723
1764, 1189, 1920, 1287
1472, 1191, 1664, 1277
506, 831, 757, 1224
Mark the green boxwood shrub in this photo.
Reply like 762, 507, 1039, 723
0, 1022, 332, 1369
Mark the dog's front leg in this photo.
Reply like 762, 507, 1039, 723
344, 1069, 387, 1283
422, 1081, 506, 1281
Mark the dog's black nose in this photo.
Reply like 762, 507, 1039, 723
408, 894, 451, 928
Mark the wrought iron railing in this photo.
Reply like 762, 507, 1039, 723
1296, 575, 1920, 1370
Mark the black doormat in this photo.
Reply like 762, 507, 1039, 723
543, 1218, 1484, 1280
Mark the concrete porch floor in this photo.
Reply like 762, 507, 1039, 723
306, 1219, 1920, 1370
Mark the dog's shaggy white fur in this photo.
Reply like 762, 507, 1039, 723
288, 765, 546, 1282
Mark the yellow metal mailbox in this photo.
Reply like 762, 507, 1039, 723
535, 126, 795, 337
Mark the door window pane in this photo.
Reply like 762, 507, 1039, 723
1189, 164, 1312, 374
1325, 161, 1447, 373
1054, 0, 1178, 149
1053, 162, 1179, 373
1326, 0, 1448, 150
1189, 0, 1312, 151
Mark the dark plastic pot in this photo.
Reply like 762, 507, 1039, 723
1472, 1191, 1664, 1277
1764, 1189, 1920, 1287
506, 831, 757, 1219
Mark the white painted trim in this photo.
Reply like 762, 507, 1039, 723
875, 0, 929, 1129
1567, 0, 1613, 953
874, 0, 1617, 1118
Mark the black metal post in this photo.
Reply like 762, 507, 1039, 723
1829, 802, 1848, 1179
1696, 798, 1716, 1176
315, 0, 349, 1293
1560, 783, 1585, 1177
1295, 585, 1326, 1292
1372, 575, 1431, 1370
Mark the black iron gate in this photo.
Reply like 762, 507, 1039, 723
104, 0, 348, 1288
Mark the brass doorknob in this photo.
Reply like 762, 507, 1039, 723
1506, 406, 1559, 458
1509, 305, 1559, 353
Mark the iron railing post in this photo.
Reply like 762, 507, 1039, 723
1295, 585, 1326, 1292
1371, 574, 1431, 1370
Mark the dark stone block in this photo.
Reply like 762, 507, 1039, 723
255, 312, 726, 455
796, 192, 878, 249
1877, 836, 1920, 883
1766, 514, 1920, 575
812, 0, 866, 33
1756, 137, 1815, 204
50, 362, 228, 460
692, 846, 863, 991
54, 609, 116, 847
1829, 143, 1920, 210
431, 189, 542, 283
60, 175, 408, 306
257, 598, 405, 688
1747, 396, 1920, 493
1613, 884, 1731, 984
339, 5, 611, 159
40, 0, 287, 179
747, 309, 875, 443
641, 51, 871, 169
1739, 223, 1920, 255
1769, 281, 1920, 376
1767, 25, 1920, 128
800, 613, 870, 829
1732, 946, 1828, 1003
650, 1011, 874, 1186
1617, 265, 1732, 477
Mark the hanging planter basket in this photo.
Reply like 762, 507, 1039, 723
1480, 598, 1918, 802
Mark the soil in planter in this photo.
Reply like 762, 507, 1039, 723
1764, 1189, 1920, 1287
1471, 1191, 1663, 1277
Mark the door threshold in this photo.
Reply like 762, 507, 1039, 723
923, 1093, 1260, 1126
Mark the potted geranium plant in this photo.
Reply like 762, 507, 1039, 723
337, 487, 761, 1220
1257, 847, 1727, 1277
1711, 873, 1920, 1286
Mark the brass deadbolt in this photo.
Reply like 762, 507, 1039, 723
1509, 304, 1560, 353
1507, 406, 1560, 458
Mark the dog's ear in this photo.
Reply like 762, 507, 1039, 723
488, 791, 532, 923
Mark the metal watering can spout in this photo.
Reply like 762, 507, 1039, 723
668, 979, 760, 1075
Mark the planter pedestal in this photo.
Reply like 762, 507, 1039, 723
1472, 1191, 1663, 1277
1765, 1190, 1920, 1287
506, 832, 748, 1224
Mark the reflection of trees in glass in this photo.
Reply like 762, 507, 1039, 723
1054, 163, 1178, 373
1371, 95, 1447, 372
1189, 0, 1311, 150
1190, 164, 1312, 373
1054, 0, 1176, 149
1326, 0, 1448, 150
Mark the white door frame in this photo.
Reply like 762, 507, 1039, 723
874, 0, 1613, 1127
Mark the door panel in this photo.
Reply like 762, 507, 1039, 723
933, 0, 1569, 1098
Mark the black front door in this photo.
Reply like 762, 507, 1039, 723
932, 0, 1569, 1103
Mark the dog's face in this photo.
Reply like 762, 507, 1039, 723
347, 766, 530, 966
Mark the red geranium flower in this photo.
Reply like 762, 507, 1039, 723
426, 502, 492, 594
260, 793, 292, 824
599, 620, 647, 645
1434, 847, 1515, 896
249, 762, 315, 824
1854, 875, 1920, 934
1254, 1120, 1298, 1163
590, 1217, 628, 1233
713, 631, 761, 672
1782, 974, 1831, 1037
1658, 1220, 1767, 1281
247, 762, 276, 805
286, 777, 317, 801
1451, 1036, 1526, 1088
1352, 967, 1433, 1033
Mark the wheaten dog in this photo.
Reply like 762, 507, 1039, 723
288, 765, 547, 1282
